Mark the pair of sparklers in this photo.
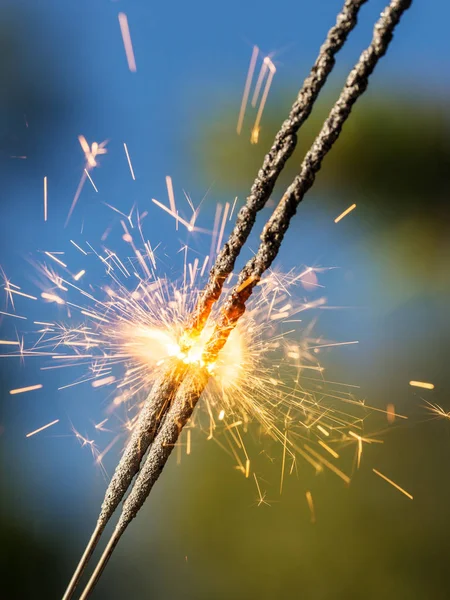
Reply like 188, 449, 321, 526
63, 0, 412, 597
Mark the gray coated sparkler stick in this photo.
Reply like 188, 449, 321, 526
185, 0, 368, 340
62, 3, 366, 597
76, 1, 412, 596
205, 0, 413, 358
61, 360, 188, 600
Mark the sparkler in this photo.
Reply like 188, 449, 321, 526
0, 0, 413, 597
64, 5, 373, 593
66, 1, 413, 597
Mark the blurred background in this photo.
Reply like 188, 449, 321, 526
0, 0, 449, 598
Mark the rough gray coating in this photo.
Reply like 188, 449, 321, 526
185, 0, 368, 340
118, 367, 210, 529
78, 368, 211, 599
97, 360, 189, 528
205, 0, 413, 359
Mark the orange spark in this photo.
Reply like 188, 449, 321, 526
26, 419, 59, 438
0, 340, 20, 346
334, 203, 356, 223
409, 380, 434, 390
237, 45, 259, 135
373, 468, 413, 500
251, 57, 276, 144
118, 13, 137, 72
10, 384, 43, 395
387, 403, 396, 424
305, 491, 316, 523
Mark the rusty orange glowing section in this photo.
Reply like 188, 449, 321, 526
10, 384, 43, 395
118, 13, 137, 72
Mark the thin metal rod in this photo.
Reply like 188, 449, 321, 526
78, 368, 210, 599
61, 361, 187, 600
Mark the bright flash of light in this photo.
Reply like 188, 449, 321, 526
2, 196, 407, 506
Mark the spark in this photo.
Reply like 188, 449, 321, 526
0, 340, 20, 346
44, 176, 48, 221
74, 270, 86, 281
10, 384, 43, 395
309, 340, 359, 350
251, 57, 276, 143
372, 468, 413, 500
92, 376, 116, 388
84, 169, 99, 192
165, 176, 176, 215
216, 201, 230, 253
424, 401, 450, 421
251, 56, 269, 107
0, 310, 27, 320
305, 491, 316, 523
318, 440, 339, 459
123, 143, 136, 180
70, 240, 88, 255
409, 380, 434, 390
229, 196, 238, 220
118, 13, 137, 72
253, 473, 270, 507
334, 203, 357, 223
26, 419, 59, 438
41, 292, 65, 305
387, 403, 396, 423
237, 45, 259, 135
4, 288, 37, 300
152, 198, 193, 232
45, 252, 67, 268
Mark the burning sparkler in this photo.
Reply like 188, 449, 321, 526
0, 0, 414, 598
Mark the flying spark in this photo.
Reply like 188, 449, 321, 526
26, 419, 60, 438
334, 203, 357, 223
118, 13, 137, 72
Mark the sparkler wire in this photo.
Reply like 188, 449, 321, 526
76, 0, 412, 597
